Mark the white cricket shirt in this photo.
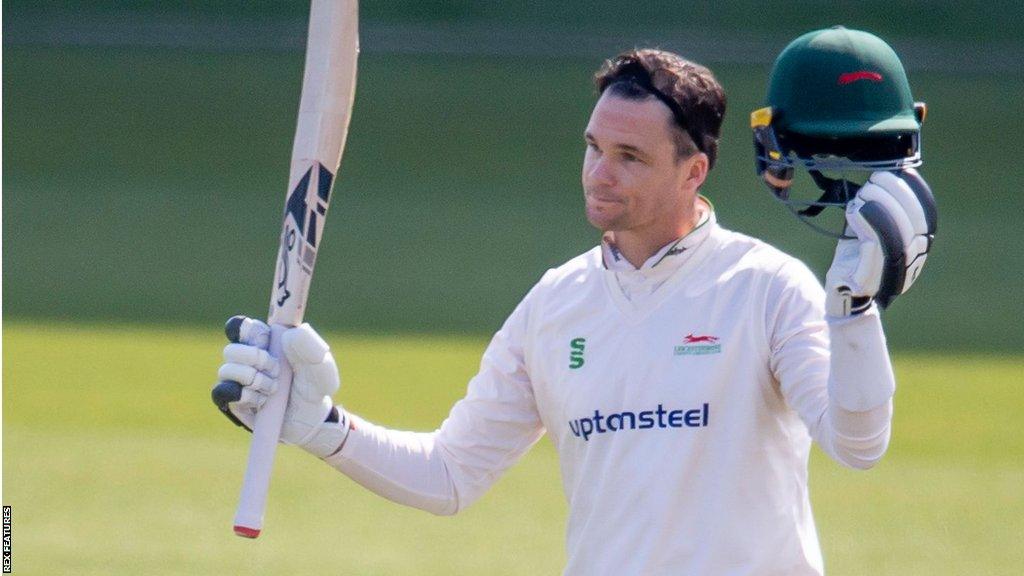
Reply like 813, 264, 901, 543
328, 210, 895, 575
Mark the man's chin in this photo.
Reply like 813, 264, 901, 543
585, 209, 621, 232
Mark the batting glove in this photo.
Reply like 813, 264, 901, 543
825, 168, 937, 317
211, 316, 351, 458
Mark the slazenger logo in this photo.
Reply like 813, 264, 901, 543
675, 333, 721, 355
838, 70, 883, 85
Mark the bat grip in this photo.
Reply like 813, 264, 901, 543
233, 323, 294, 538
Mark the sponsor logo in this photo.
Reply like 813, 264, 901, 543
675, 333, 721, 355
274, 227, 296, 307
274, 166, 313, 308
568, 403, 710, 441
838, 71, 883, 85
273, 162, 335, 308
569, 337, 586, 369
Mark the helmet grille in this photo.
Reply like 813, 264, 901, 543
780, 131, 919, 164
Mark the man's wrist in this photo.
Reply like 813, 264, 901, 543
301, 407, 353, 459
826, 300, 879, 324
825, 286, 874, 318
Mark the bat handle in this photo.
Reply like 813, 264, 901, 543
233, 323, 294, 538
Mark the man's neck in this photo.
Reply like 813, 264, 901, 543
607, 204, 707, 269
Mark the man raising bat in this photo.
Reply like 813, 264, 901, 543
213, 26, 935, 574
222, 0, 358, 539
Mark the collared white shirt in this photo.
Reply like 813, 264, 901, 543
329, 207, 896, 576
600, 202, 714, 305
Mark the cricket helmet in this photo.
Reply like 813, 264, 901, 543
751, 26, 927, 237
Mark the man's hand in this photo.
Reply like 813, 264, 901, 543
826, 168, 937, 317
211, 316, 351, 458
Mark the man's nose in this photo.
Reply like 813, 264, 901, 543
586, 157, 615, 187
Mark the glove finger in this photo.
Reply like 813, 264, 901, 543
238, 387, 267, 411
857, 200, 906, 309
856, 180, 917, 251
222, 343, 280, 376
211, 380, 255, 431
871, 170, 936, 295
249, 370, 278, 395
212, 379, 242, 407
868, 171, 930, 237
896, 168, 937, 234
845, 198, 875, 242
218, 362, 257, 387
224, 316, 271, 349
896, 168, 936, 293
851, 240, 883, 295
217, 363, 278, 395
282, 323, 330, 366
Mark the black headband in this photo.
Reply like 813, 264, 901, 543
607, 72, 705, 156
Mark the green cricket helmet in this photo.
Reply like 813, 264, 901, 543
752, 26, 927, 237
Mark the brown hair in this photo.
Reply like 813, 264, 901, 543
595, 49, 727, 169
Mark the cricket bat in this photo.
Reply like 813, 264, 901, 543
233, 0, 359, 539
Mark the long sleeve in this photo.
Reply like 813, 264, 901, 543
323, 282, 546, 514
768, 260, 896, 470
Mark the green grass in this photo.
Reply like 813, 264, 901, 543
4, 47, 1023, 351
3, 322, 1022, 574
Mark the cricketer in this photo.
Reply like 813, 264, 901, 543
213, 27, 936, 574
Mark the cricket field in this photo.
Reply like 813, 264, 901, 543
3, 324, 1022, 574
4, 2, 1023, 574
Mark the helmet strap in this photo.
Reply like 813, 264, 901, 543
800, 170, 862, 217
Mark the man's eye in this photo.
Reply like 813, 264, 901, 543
586, 142, 599, 152
623, 152, 640, 162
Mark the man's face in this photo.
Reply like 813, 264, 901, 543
582, 92, 702, 234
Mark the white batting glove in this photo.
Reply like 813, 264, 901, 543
212, 316, 351, 458
825, 168, 937, 317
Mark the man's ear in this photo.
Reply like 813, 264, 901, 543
682, 152, 709, 191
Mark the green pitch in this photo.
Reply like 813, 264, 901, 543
4, 48, 1023, 352
4, 323, 1022, 574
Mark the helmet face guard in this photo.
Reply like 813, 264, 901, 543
752, 104, 926, 238
754, 26, 926, 238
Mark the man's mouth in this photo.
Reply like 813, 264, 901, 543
586, 192, 623, 204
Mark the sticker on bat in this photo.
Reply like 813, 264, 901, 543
275, 226, 297, 307
286, 168, 313, 238
274, 162, 334, 306
274, 166, 316, 309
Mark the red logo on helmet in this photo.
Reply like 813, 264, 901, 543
684, 334, 719, 344
838, 71, 883, 85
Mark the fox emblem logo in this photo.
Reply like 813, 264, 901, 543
676, 333, 722, 356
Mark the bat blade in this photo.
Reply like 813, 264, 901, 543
233, 0, 359, 539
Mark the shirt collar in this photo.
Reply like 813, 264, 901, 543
601, 197, 716, 272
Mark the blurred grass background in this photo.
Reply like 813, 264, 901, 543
4, 1, 1024, 347
3, 1, 1023, 574
4, 325, 1023, 574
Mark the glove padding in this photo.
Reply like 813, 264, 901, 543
825, 168, 937, 317
211, 316, 350, 458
